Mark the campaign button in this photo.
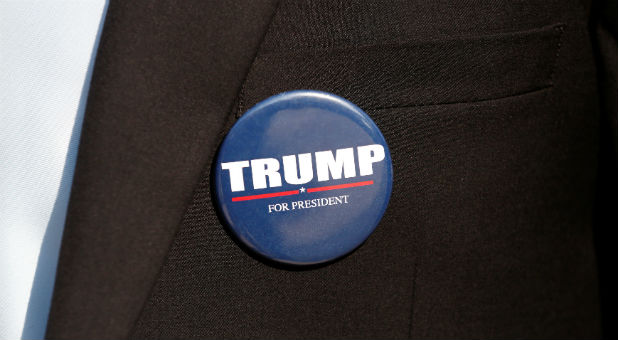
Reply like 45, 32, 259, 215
214, 90, 392, 265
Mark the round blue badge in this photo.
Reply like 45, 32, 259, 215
214, 90, 392, 265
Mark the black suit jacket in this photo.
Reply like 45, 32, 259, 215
46, 1, 617, 338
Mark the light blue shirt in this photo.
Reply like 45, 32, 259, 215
0, 1, 108, 339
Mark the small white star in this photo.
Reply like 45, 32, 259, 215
299, 187, 306, 193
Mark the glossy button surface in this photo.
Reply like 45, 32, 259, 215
214, 90, 392, 265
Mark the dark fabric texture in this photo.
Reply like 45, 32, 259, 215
46, 0, 614, 339
591, 0, 618, 337
239, 24, 565, 112
45, 1, 278, 338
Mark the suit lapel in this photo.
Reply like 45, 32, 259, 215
46, 1, 278, 338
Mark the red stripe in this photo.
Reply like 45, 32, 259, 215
232, 190, 299, 202
307, 180, 374, 193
